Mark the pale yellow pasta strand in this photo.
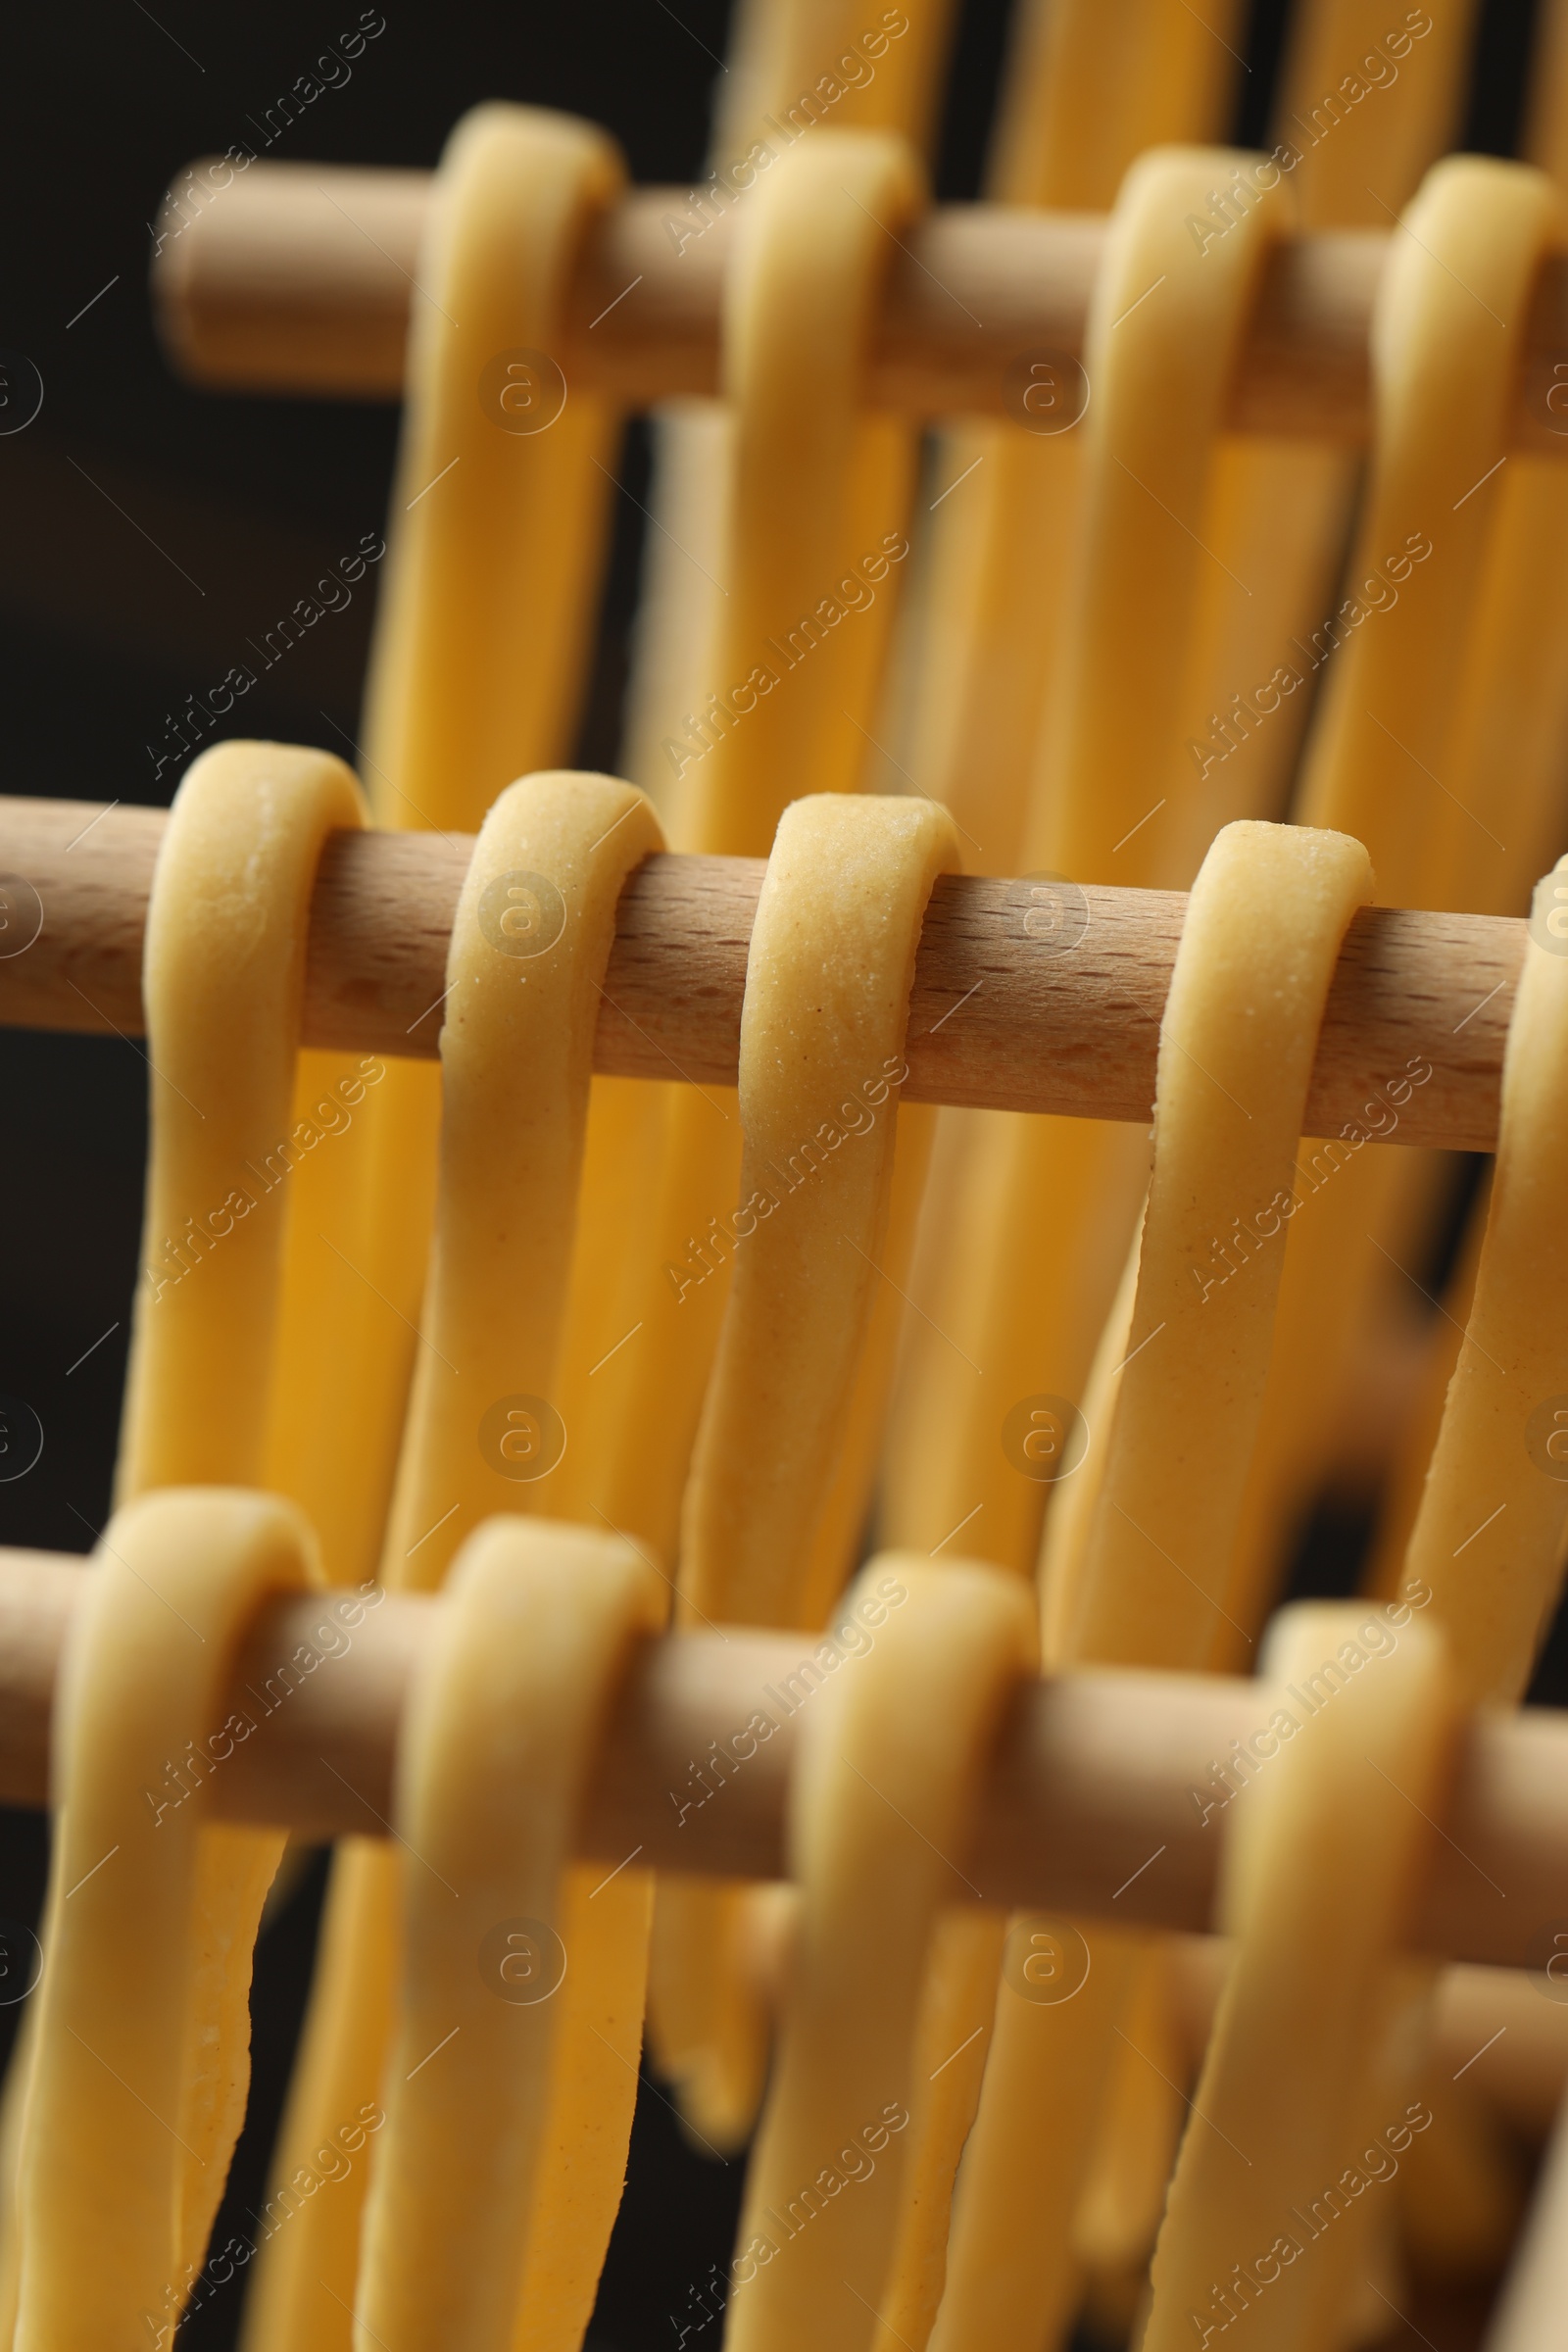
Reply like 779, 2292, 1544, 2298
0, 742, 362, 2348
16, 1491, 321, 2352
562, 125, 934, 1639
932, 819, 1368, 2352
1381, 884, 1568, 1704
1222, 157, 1567, 1652
1036, 823, 1368, 2304
884, 143, 1298, 1575
120, 742, 367, 1497
866, 1910, 1007, 2352
357, 1519, 662, 2350
262, 99, 626, 1592
620, 0, 956, 821
1276, 0, 1474, 231
552, 131, 927, 1565
1059, 821, 1373, 1670
1070, 1946, 1186, 2288
1168, 0, 1482, 859
382, 774, 664, 1585
1142, 1604, 1462, 2352
725, 1558, 1036, 2352
682, 794, 957, 1626
653, 795, 956, 2147
245, 774, 661, 2352
889, 0, 1244, 865
246, 101, 629, 2351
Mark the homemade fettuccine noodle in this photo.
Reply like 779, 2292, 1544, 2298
17, 1490, 323, 2351
264, 102, 628, 1592
929, 819, 1369, 2352
1143, 1603, 1462, 2352
244, 100, 633, 2352
620, 0, 955, 816
122, 741, 368, 1496
0, 740, 362, 2343
885, 143, 1299, 1579
247, 772, 662, 2352
554, 129, 927, 1575
653, 791, 955, 2146
357, 1518, 662, 2351
1224, 157, 1567, 1651
726, 1559, 1035, 2352
1385, 863, 1568, 1704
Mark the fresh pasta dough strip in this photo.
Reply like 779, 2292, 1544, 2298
246, 104, 630, 2348
1275, 0, 1474, 231
1222, 157, 1567, 1651
578, 123, 936, 1593
558, 137, 940, 2152
1167, 0, 1484, 874
670, 132, 921, 857
261, 100, 627, 1593
361, 109, 623, 820
930, 818, 1369, 2352
119, 742, 368, 1497
1031, 822, 1367, 2303
1383, 873, 1568, 1706
884, 143, 1298, 1573
887, 0, 1243, 866
15, 1490, 322, 2351
619, 0, 956, 821
724, 1558, 1036, 2352
681, 793, 956, 1625
0, 741, 362, 2344
1055, 820, 1373, 1669
552, 130, 927, 1565
652, 793, 956, 2146
866, 1909, 1006, 2352
244, 772, 662, 2352
883, 42, 1288, 2227
1142, 1603, 1462, 2352
381, 772, 664, 1584
356, 1518, 662, 2350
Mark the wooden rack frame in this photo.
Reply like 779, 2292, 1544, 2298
0, 796, 1526, 1150
1, 1545, 1564, 1972
151, 161, 1568, 448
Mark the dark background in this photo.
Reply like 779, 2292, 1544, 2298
0, 1, 1548, 2344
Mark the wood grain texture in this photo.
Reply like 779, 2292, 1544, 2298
0, 1547, 1562, 1971
0, 798, 1525, 1149
150, 163, 1568, 451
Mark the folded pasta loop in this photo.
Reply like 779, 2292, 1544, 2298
883, 142, 1298, 1580
553, 129, 929, 1593
383, 769, 665, 1587
1048, 819, 1374, 1669
726, 1557, 1036, 2352
245, 770, 662, 2352
1389, 872, 1568, 1703
1142, 1603, 1463, 2350
683, 792, 958, 1627
16, 1490, 322, 2352
356, 1517, 663, 2351
119, 739, 368, 1498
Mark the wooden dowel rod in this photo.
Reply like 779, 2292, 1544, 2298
0, 794, 1522, 1151
149, 161, 1568, 452
0, 1547, 1564, 1972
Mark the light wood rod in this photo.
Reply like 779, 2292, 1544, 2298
150, 162, 1568, 451
0, 795, 1523, 1150
0, 1546, 1563, 1971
